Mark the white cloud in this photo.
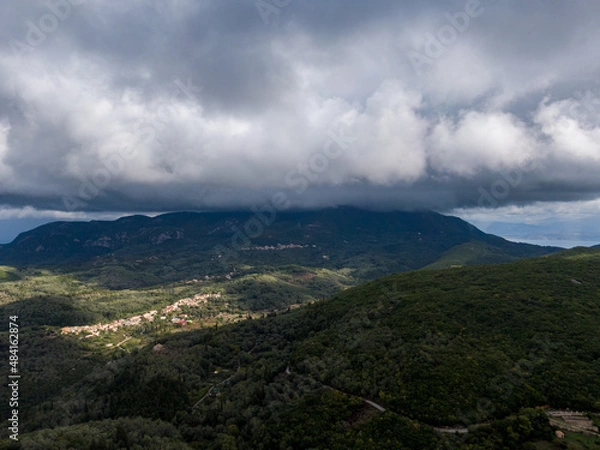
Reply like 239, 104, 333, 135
338, 80, 428, 184
0, 0, 599, 219
535, 95, 600, 162
0, 120, 13, 192
427, 111, 539, 177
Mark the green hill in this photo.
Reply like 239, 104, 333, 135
0, 207, 560, 289
3, 248, 599, 449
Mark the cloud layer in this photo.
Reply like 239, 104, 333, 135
0, 0, 599, 215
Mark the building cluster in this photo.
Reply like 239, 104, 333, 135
60, 293, 221, 336
241, 243, 315, 251
186, 272, 236, 282
185, 275, 216, 284
162, 293, 221, 314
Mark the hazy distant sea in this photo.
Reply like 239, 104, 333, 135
505, 238, 598, 249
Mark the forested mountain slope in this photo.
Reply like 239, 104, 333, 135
3, 248, 599, 449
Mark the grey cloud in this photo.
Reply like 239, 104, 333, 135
0, 0, 599, 217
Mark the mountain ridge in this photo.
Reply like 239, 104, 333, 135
0, 207, 560, 270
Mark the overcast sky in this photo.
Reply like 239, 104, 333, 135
0, 0, 599, 243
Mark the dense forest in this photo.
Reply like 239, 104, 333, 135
0, 248, 599, 448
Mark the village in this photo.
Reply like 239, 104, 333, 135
60, 293, 222, 336
241, 243, 316, 251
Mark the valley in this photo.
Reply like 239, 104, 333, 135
0, 209, 598, 449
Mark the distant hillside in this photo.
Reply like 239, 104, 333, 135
5, 248, 599, 449
0, 207, 560, 286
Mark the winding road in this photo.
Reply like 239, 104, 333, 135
192, 358, 241, 409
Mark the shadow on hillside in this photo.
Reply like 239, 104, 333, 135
0, 295, 100, 327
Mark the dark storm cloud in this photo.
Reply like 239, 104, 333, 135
0, 0, 599, 218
